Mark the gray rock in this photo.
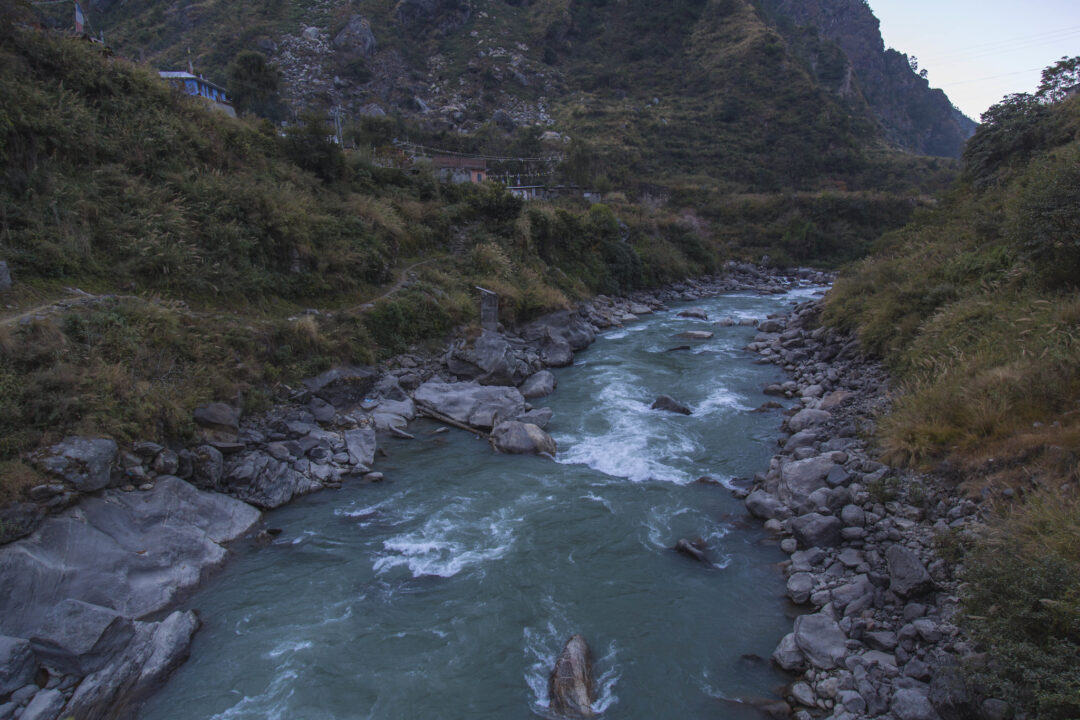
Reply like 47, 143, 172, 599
20, 689, 65, 720
522, 311, 596, 353
865, 631, 899, 651
490, 421, 556, 456
0, 477, 259, 637
838, 689, 867, 713
651, 395, 691, 415
771, 632, 806, 672
980, 698, 1012, 720
30, 599, 134, 676
840, 504, 865, 526
675, 330, 714, 340
63, 610, 199, 719
887, 545, 933, 598
518, 407, 553, 429
344, 428, 377, 467
892, 687, 941, 720
549, 634, 594, 717
788, 408, 831, 433
793, 612, 847, 669
225, 452, 320, 509
787, 572, 814, 604
790, 513, 843, 549
446, 330, 542, 386
746, 489, 791, 521
33, 436, 118, 492
414, 381, 525, 430
831, 574, 873, 611
0, 636, 34, 696
520, 370, 557, 399
790, 681, 816, 707
333, 14, 376, 56
783, 430, 819, 451
192, 403, 240, 442
677, 307, 708, 319
778, 456, 837, 513
303, 365, 377, 411
674, 537, 708, 562
0, 260, 11, 291
189, 444, 224, 490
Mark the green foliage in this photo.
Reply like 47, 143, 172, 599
226, 50, 283, 119
1036, 56, 1080, 104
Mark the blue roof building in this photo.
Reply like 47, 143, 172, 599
158, 71, 236, 117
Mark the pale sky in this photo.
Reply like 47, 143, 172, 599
869, 0, 1080, 121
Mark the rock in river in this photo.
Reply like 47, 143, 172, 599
651, 395, 692, 415
490, 421, 557, 456
413, 381, 526, 430
549, 634, 595, 717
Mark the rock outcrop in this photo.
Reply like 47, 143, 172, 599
414, 381, 526, 430
549, 634, 595, 718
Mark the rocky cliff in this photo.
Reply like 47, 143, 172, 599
759, 0, 977, 157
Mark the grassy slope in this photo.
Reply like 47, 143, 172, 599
823, 94, 1080, 716
0, 25, 729, 500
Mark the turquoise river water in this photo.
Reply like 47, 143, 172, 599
141, 286, 825, 720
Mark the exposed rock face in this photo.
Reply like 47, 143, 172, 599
490, 421, 556, 456
302, 365, 377, 411
0, 636, 35, 696
414, 381, 526, 430
0, 476, 259, 637
759, 0, 976, 157
30, 599, 135, 676
549, 634, 595, 717
32, 436, 118, 492
333, 15, 377, 56
193, 403, 241, 443
445, 330, 542, 386
224, 452, 321, 509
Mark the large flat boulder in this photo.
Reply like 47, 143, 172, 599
793, 612, 847, 670
778, 456, 838, 514
414, 381, 525, 430
32, 436, 117, 492
30, 599, 135, 676
790, 512, 843, 548
344, 428, 377, 468
0, 477, 259, 637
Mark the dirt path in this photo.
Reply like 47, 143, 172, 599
347, 256, 445, 313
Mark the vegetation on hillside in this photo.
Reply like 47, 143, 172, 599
823, 61, 1080, 716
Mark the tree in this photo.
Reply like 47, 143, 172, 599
1036, 55, 1080, 104
226, 50, 283, 119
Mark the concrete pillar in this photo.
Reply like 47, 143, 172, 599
477, 287, 498, 331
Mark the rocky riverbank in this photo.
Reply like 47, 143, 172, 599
743, 301, 999, 720
0, 262, 830, 720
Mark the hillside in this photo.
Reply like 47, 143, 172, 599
823, 70, 1080, 715
81, 0, 966, 186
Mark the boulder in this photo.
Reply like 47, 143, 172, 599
445, 330, 542, 386
771, 632, 805, 672
651, 395, 691, 415
0, 477, 259, 637
188, 444, 224, 490
224, 453, 320, 509
30, 599, 135, 676
192, 403, 240, 443
344, 428, 377, 468
677, 308, 708, 320
674, 537, 708, 562
303, 365, 377, 411
33, 436, 118, 492
793, 612, 846, 670
0, 636, 35, 696
886, 545, 933, 598
333, 14, 376, 56
787, 572, 814, 604
63, 610, 199, 719
892, 688, 942, 720
520, 370, 557, 399
787, 408, 831, 433
790, 513, 843, 548
522, 311, 596, 352
490, 421, 556, 456
518, 407, 553, 429
549, 634, 595, 717
831, 574, 874, 611
778, 456, 837, 513
745, 490, 791, 521
20, 689, 65, 720
675, 331, 714, 340
414, 381, 525, 431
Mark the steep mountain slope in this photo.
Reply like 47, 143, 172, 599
88, 0, 964, 187
759, 0, 977, 157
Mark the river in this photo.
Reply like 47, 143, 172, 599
141, 286, 824, 720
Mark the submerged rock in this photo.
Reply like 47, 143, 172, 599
674, 537, 708, 562
549, 634, 595, 718
651, 395, 692, 415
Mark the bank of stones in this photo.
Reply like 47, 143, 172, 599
745, 299, 994, 720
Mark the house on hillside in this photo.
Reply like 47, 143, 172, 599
159, 72, 236, 117
432, 156, 486, 184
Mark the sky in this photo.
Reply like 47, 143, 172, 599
869, 0, 1080, 121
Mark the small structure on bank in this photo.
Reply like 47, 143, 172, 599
432, 156, 487, 184
158, 71, 236, 117
477, 286, 499, 331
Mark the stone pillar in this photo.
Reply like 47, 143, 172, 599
477, 287, 498, 331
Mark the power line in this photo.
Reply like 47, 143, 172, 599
947, 67, 1045, 86
923, 26, 1080, 66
